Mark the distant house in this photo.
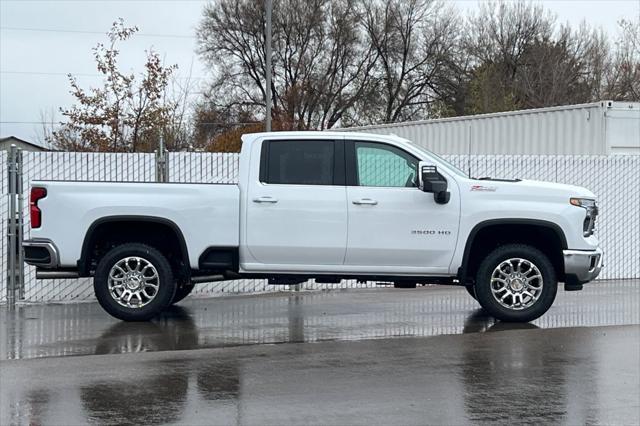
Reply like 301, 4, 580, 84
0, 136, 50, 152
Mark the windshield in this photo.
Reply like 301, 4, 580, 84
405, 140, 469, 178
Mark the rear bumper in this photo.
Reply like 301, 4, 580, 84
22, 239, 59, 268
563, 248, 603, 285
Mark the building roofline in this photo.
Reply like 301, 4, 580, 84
0, 136, 49, 149
339, 101, 629, 131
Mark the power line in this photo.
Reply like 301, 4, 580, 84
0, 26, 196, 39
1, 70, 97, 77
1, 121, 59, 125
0, 70, 206, 80
1, 0, 207, 2
0, 121, 286, 126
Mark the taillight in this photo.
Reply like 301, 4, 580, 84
30, 187, 47, 228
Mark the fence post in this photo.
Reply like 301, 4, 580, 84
163, 149, 169, 182
156, 135, 168, 183
156, 148, 169, 183
6, 145, 17, 305
16, 149, 25, 300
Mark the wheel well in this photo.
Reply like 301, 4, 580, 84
460, 222, 566, 284
79, 218, 189, 279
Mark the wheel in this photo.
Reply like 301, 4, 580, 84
465, 285, 477, 300
394, 281, 417, 288
171, 283, 195, 305
474, 244, 557, 323
94, 243, 176, 321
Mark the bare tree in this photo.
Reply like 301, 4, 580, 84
195, 0, 635, 129
462, 1, 617, 112
516, 23, 609, 108
604, 19, 640, 101
196, 0, 377, 130
466, 1, 555, 80
464, 1, 555, 113
35, 108, 56, 149
162, 63, 199, 151
361, 0, 460, 123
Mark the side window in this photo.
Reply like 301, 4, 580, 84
354, 142, 418, 187
262, 140, 335, 185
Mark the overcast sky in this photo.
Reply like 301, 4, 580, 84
1, 0, 639, 143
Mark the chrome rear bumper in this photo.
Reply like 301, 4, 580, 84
22, 239, 59, 268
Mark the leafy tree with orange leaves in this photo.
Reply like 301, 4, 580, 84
50, 19, 179, 152
203, 112, 305, 152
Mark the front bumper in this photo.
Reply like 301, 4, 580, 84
564, 248, 603, 285
22, 239, 59, 268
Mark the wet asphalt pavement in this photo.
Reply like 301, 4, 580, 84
1, 280, 639, 425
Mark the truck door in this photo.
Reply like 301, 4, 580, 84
344, 140, 460, 274
244, 138, 347, 268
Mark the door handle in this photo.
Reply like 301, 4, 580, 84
352, 198, 378, 206
253, 196, 278, 203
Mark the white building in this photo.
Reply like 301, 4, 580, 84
0, 136, 49, 152
342, 101, 640, 155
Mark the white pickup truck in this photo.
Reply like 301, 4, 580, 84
23, 131, 602, 322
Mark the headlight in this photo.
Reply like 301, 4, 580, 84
570, 198, 598, 237
570, 198, 596, 208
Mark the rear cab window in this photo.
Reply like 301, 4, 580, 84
259, 139, 344, 185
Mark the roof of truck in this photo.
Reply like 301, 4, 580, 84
241, 131, 408, 143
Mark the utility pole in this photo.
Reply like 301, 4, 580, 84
265, 0, 272, 132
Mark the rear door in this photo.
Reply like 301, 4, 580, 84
344, 140, 460, 273
244, 138, 347, 269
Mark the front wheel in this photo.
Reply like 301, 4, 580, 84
475, 244, 557, 322
94, 243, 176, 321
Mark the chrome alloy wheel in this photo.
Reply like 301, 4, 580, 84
490, 258, 543, 310
108, 257, 160, 308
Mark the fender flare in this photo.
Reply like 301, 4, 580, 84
78, 215, 189, 276
457, 219, 568, 282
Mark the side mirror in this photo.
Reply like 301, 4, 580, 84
418, 162, 450, 204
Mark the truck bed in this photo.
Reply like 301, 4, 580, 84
30, 181, 240, 269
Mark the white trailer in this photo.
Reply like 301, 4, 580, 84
342, 101, 640, 155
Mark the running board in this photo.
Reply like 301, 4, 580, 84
191, 274, 226, 284
36, 270, 80, 279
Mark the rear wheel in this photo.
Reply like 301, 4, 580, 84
474, 244, 557, 322
94, 243, 176, 321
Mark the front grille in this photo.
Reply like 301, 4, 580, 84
583, 204, 598, 237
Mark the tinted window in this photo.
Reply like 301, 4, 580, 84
355, 142, 418, 187
264, 140, 334, 185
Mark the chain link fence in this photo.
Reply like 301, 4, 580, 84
2, 150, 639, 304
443, 155, 640, 281
18, 152, 157, 302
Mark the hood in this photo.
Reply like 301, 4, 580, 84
467, 178, 596, 200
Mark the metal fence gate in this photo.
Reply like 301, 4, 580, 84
2, 148, 639, 304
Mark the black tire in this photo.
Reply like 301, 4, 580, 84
475, 244, 557, 323
94, 243, 176, 321
171, 283, 195, 305
465, 285, 477, 300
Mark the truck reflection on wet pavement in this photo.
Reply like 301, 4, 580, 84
1, 280, 638, 425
